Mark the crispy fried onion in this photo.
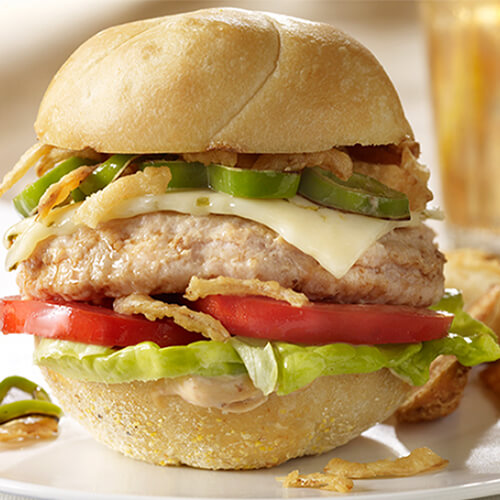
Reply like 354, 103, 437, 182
181, 148, 352, 179
324, 447, 448, 478
354, 144, 432, 211
35, 147, 104, 177
37, 165, 94, 219
0, 143, 105, 198
73, 166, 171, 229
182, 151, 238, 167
253, 148, 353, 179
184, 276, 309, 307
0, 143, 53, 197
0, 415, 58, 443
279, 447, 448, 493
114, 294, 230, 342
346, 138, 420, 165
277, 470, 353, 493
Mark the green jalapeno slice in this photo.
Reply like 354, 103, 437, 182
298, 167, 410, 220
138, 160, 300, 199
0, 375, 62, 424
207, 164, 300, 199
139, 160, 208, 189
13, 157, 98, 217
72, 154, 136, 201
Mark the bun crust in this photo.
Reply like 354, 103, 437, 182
35, 8, 412, 154
41, 367, 409, 470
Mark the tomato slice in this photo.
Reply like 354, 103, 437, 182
194, 295, 453, 345
0, 296, 203, 348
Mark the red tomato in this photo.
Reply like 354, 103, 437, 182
194, 295, 453, 345
0, 296, 203, 347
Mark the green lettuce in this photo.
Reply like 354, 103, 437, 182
35, 339, 246, 382
34, 290, 500, 395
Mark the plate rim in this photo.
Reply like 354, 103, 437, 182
1, 475, 500, 500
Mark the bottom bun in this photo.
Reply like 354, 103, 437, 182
41, 367, 409, 470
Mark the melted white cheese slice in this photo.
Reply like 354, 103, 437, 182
5, 190, 415, 278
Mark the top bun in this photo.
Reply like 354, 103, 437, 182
35, 8, 413, 154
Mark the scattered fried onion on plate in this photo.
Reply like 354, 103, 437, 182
323, 447, 448, 479
0, 415, 58, 444
184, 276, 309, 307
278, 470, 353, 493
278, 447, 448, 493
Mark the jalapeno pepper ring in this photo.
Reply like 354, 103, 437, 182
72, 154, 137, 201
299, 167, 410, 220
207, 164, 300, 199
138, 160, 301, 199
140, 160, 208, 189
0, 375, 62, 424
0, 400, 63, 424
13, 157, 98, 217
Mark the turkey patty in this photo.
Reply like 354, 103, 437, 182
17, 212, 444, 307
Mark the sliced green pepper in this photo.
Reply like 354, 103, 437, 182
72, 154, 136, 201
0, 375, 62, 424
139, 160, 208, 189
208, 164, 300, 199
298, 167, 410, 220
0, 375, 50, 402
13, 156, 97, 217
0, 400, 63, 424
138, 160, 300, 199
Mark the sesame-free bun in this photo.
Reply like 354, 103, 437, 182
41, 367, 409, 470
35, 8, 412, 154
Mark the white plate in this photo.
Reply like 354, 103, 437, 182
0, 200, 499, 500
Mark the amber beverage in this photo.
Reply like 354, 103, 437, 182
422, 1, 500, 251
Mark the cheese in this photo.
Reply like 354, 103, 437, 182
5, 191, 415, 277
5, 205, 76, 271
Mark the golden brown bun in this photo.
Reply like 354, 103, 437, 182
41, 367, 409, 470
35, 8, 412, 154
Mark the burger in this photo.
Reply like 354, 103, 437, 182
0, 8, 498, 470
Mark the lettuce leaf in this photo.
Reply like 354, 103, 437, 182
35, 339, 246, 383
34, 290, 500, 395
229, 337, 278, 396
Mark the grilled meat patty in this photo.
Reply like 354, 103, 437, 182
17, 213, 444, 307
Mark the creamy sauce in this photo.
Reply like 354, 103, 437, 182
150, 374, 268, 413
